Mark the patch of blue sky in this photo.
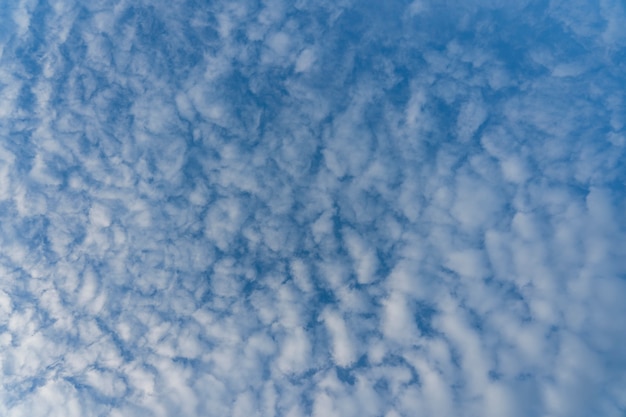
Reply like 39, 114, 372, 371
0, 0, 625, 416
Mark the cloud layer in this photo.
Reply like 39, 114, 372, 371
0, 0, 625, 416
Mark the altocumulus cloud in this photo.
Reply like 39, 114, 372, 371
0, 0, 625, 416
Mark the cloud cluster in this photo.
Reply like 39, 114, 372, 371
0, 0, 625, 416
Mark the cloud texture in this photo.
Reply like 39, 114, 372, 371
0, 0, 625, 416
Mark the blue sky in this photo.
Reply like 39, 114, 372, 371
1, 0, 625, 416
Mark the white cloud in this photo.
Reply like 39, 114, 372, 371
295, 48, 316, 73
457, 96, 487, 142
382, 291, 419, 343
276, 326, 311, 374
0, 0, 625, 416
321, 309, 356, 367
343, 228, 378, 284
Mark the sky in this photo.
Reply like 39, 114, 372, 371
0, 0, 625, 416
